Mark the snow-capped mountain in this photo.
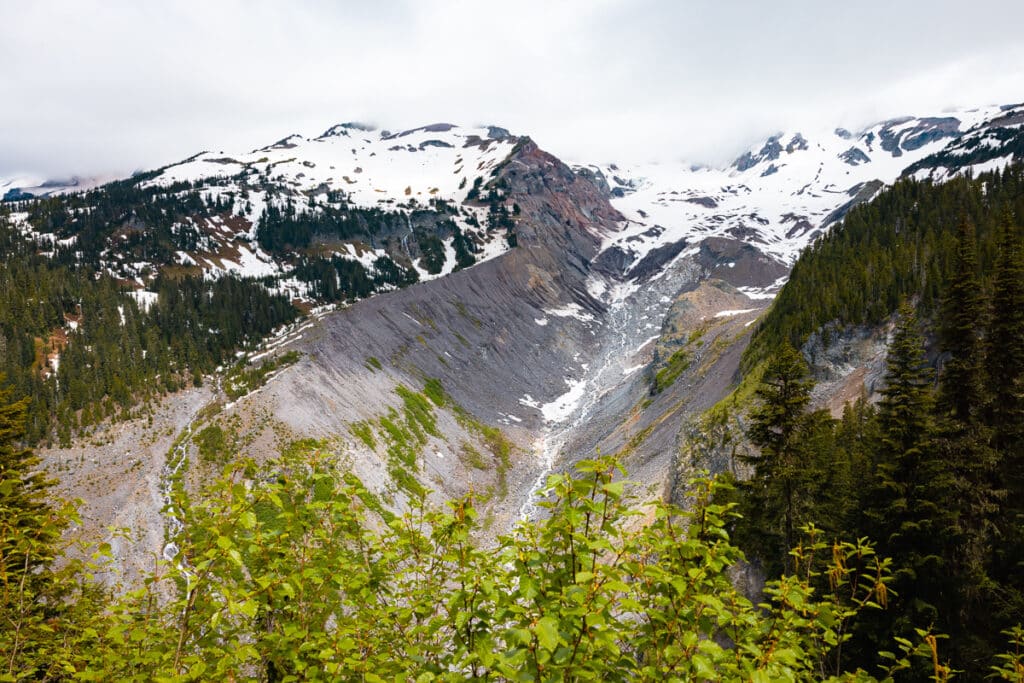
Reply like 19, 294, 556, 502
136, 122, 522, 287
17, 104, 1024, 581
581, 104, 1024, 287
4, 123, 531, 304
149, 122, 518, 212
5, 105, 1023, 310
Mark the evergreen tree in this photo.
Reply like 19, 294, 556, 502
938, 217, 986, 424
933, 219, 1004, 679
833, 394, 879, 535
857, 303, 943, 672
0, 375, 62, 577
0, 375, 93, 679
739, 344, 818, 574
987, 211, 1024, 452
985, 211, 1024, 650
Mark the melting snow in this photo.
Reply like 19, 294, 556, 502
129, 290, 159, 311
714, 308, 758, 318
518, 394, 541, 410
738, 275, 789, 300
544, 303, 596, 322
540, 378, 587, 423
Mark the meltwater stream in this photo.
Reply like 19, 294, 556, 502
517, 262, 699, 521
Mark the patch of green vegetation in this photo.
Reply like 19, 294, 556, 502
451, 409, 512, 495
350, 421, 377, 450
414, 378, 514, 496
652, 348, 692, 394
459, 442, 487, 470
365, 356, 383, 371
423, 378, 446, 407
280, 437, 329, 460
452, 300, 483, 328
388, 462, 427, 499
195, 424, 228, 464
195, 401, 223, 423
343, 472, 395, 523
395, 384, 439, 438
356, 383, 447, 500
453, 331, 471, 348
377, 392, 435, 500
477, 424, 512, 472
224, 350, 301, 400
379, 408, 421, 469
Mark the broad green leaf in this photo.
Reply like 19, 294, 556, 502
535, 616, 560, 652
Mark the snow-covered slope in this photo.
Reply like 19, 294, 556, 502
131, 123, 522, 285
1, 124, 528, 300
904, 103, 1024, 181
579, 105, 1017, 283
147, 123, 517, 217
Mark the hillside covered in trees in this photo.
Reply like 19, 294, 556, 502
725, 162, 1024, 680
0, 164, 505, 445
0, 206, 297, 444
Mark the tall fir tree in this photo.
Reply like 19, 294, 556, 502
0, 375, 63, 577
857, 303, 945, 673
739, 343, 820, 574
933, 218, 1004, 680
937, 217, 986, 424
987, 211, 1024, 452
985, 211, 1024, 648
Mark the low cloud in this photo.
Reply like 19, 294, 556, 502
2, 0, 1022, 177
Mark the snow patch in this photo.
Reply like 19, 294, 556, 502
714, 308, 758, 318
544, 303, 596, 323
129, 290, 159, 312
540, 378, 587, 423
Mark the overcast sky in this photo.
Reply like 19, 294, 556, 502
2, 0, 1023, 178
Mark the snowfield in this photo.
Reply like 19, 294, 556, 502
578, 104, 1019, 270
145, 123, 518, 212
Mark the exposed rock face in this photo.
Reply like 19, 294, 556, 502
839, 147, 871, 166
495, 138, 625, 279
803, 322, 891, 417
820, 180, 884, 228
878, 116, 961, 157
696, 237, 789, 288
733, 135, 783, 171
786, 133, 809, 153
